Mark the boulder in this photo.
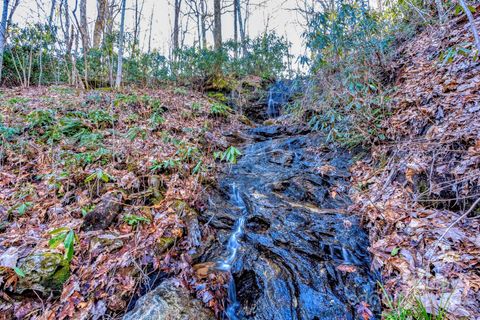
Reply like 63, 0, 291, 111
16, 249, 70, 293
82, 192, 123, 230
123, 279, 214, 320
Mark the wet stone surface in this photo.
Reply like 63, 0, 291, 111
200, 125, 380, 320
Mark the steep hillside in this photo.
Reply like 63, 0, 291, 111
351, 8, 480, 319
0, 86, 246, 318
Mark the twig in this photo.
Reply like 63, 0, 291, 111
431, 197, 480, 253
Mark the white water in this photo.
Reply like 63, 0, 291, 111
214, 184, 250, 319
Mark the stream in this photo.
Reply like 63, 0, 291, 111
125, 83, 381, 320
200, 93, 381, 319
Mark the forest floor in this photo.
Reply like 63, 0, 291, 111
351, 11, 480, 319
0, 10, 479, 320
0, 85, 247, 318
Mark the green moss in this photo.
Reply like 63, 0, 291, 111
207, 92, 228, 103
156, 237, 175, 254
17, 250, 70, 293
49, 262, 71, 290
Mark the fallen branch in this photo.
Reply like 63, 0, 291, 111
437, 197, 480, 242
458, 0, 480, 52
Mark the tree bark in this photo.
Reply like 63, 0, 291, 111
115, 0, 126, 88
0, 0, 9, 83
48, 0, 56, 29
234, 0, 238, 58
93, 0, 108, 48
213, 0, 221, 50
200, 0, 207, 49
173, 0, 182, 57
79, 0, 90, 52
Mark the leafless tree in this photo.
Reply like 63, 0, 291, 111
79, 0, 90, 52
172, 0, 182, 56
93, 0, 108, 48
115, 0, 126, 88
213, 0, 221, 50
0, 0, 9, 82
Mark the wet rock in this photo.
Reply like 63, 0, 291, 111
200, 127, 380, 319
82, 192, 123, 231
16, 249, 70, 293
123, 279, 214, 320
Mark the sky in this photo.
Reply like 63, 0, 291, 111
14, 0, 308, 59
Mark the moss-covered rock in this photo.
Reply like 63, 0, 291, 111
16, 249, 70, 293
156, 237, 175, 255
124, 279, 215, 320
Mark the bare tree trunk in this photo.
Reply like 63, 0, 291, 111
79, 0, 90, 52
93, 0, 108, 48
234, 0, 238, 58
237, 0, 246, 56
0, 0, 9, 83
48, 0, 56, 28
115, 0, 126, 88
213, 0, 221, 50
200, 0, 207, 49
458, 0, 480, 52
173, 0, 182, 58
148, 4, 153, 53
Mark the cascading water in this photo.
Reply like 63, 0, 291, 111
267, 79, 302, 118
200, 79, 380, 319
214, 184, 250, 319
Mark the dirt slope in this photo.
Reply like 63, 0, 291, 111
351, 8, 480, 319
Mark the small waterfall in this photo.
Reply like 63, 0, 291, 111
214, 184, 250, 319
267, 89, 280, 118
267, 80, 301, 118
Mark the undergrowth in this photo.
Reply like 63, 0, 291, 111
292, 1, 425, 149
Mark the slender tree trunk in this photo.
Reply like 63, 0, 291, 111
213, 0, 221, 50
93, 0, 108, 48
458, 0, 480, 52
238, 0, 246, 56
173, 0, 182, 58
48, 0, 56, 28
115, 0, 126, 88
79, 0, 90, 51
200, 0, 207, 49
148, 5, 153, 53
0, 0, 9, 83
234, 0, 238, 58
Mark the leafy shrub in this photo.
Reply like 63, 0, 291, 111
125, 126, 147, 141
210, 103, 232, 117
123, 214, 151, 227
214, 146, 242, 164
87, 110, 115, 128
26, 110, 56, 128
150, 159, 179, 174
49, 227, 77, 262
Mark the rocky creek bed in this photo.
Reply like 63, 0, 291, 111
126, 124, 381, 319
